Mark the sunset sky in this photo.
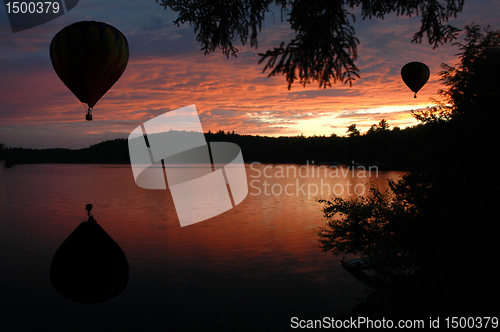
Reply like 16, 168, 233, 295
1, 0, 499, 149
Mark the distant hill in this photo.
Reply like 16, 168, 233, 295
0, 139, 130, 167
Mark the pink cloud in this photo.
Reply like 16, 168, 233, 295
3, 2, 499, 148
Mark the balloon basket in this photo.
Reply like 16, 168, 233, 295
86, 110, 93, 121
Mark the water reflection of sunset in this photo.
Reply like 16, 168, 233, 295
1, 163, 376, 329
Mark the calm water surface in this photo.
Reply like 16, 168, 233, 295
0, 164, 405, 331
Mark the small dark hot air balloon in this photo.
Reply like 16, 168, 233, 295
401, 62, 430, 98
50, 21, 129, 120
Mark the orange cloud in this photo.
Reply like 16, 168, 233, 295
3, 8, 489, 148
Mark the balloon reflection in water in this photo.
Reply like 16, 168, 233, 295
50, 205, 129, 303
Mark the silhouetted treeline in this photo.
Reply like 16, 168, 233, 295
0, 121, 468, 170
0, 139, 130, 167
205, 124, 454, 171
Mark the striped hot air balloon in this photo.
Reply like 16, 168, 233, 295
50, 21, 129, 120
401, 62, 430, 98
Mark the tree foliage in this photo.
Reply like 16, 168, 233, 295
413, 23, 500, 123
364, 119, 390, 136
346, 124, 360, 137
376, 119, 389, 132
438, 23, 500, 117
315, 22, 500, 316
316, 172, 433, 267
411, 105, 452, 123
157, 0, 464, 89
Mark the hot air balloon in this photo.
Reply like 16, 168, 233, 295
401, 62, 430, 98
50, 21, 129, 120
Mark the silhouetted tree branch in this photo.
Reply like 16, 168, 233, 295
158, 0, 464, 89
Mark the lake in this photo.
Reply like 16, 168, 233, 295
0, 163, 405, 331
